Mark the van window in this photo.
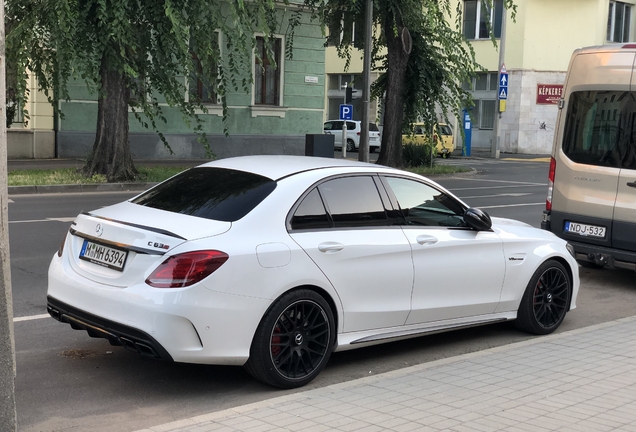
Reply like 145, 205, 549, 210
562, 91, 636, 169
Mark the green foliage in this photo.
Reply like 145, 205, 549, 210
402, 140, 435, 168
5, 0, 304, 154
301, 0, 516, 166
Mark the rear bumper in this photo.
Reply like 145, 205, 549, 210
47, 254, 270, 365
542, 211, 636, 270
47, 296, 173, 361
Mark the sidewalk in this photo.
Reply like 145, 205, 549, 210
136, 316, 636, 432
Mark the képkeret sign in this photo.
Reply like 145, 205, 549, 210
536, 84, 563, 105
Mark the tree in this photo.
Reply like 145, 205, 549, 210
306, 0, 515, 167
6, 0, 304, 181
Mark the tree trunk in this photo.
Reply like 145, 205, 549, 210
376, 16, 411, 168
83, 54, 138, 182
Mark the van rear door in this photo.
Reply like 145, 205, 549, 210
613, 168, 636, 252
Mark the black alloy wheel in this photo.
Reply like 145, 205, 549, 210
245, 289, 335, 388
515, 260, 571, 335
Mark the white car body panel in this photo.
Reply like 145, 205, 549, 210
403, 228, 505, 325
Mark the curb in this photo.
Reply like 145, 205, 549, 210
8, 182, 158, 196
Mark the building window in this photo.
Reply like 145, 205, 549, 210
254, 36, 282, 106
465, 72, 499, 91
463, 0, 504, 40
472, 100, 496, 130
189, 54, 216, 104
608, 1, 632, 42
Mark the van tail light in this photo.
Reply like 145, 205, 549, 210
546, 156, 556, 212
146, 250, 229, 288
356, 132, 361, 135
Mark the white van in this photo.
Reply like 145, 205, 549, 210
542, 44, 636, 271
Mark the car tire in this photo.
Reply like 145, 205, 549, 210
514, 260, 571, 335
346, 139, 356, 153
245, 289, 335, 389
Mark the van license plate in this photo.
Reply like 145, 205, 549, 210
79, 240, 128, 271
564, 222, 606, 238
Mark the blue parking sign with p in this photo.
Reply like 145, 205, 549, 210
339, 104, 353, 120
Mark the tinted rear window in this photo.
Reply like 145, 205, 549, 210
131, 167, 276, 222
563, 91, 636, 169
369, 123, 379, 132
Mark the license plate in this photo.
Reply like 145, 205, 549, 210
564, 221, 606, 238
79, 239, 128, 271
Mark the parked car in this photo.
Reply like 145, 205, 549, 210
48, 156, 579, 389
542, 44, 636, 271
323, 120, 381, 152
403, 123, 454, 157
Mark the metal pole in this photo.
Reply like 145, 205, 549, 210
491, 4, 507, 159
0, 0, 18, 428
358, 0, 373, 163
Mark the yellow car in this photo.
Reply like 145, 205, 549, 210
403, 123, 454, 157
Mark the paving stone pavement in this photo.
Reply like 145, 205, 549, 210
135, 316, 636, 432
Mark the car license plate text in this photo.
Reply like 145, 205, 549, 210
80, 240, 128, 271
564, 221, 606, 238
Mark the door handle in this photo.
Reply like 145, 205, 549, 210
627, 181, 636, 188
416, 235, 438, 245
318, 242, 344, 253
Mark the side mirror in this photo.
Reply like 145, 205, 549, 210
464, 207, 492, 231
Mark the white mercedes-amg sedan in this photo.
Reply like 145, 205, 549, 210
48, 155, 579, 388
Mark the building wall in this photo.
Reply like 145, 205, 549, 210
452, 0, 636, 153
57, 10, 326, 159
8, 73, 55, 159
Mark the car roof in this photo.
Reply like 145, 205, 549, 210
199, 155, 391, 180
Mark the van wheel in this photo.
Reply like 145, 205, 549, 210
515, 260, 571, 335
245, 289, 335, 389
346, 139, 356, 152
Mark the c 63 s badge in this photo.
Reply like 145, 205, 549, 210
148, 242, 170, 250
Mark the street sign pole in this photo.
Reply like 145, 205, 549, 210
492, 5, 507, 159
358, 0, 373, 163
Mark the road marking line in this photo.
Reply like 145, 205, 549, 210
449, 184, 545, 191
461, 193, 533, 199
14, 313, 50, 322
478, 202, 545, 209
448, 178, 545, 185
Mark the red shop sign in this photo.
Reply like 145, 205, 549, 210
536, 84, 563, 105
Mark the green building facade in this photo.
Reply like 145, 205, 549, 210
57, 8, 326, 160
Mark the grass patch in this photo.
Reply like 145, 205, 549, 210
405, 165, 472, 176
7, 164, 471, 186
8, 166, 190, 186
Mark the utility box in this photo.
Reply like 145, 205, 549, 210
305, 134, 334, 158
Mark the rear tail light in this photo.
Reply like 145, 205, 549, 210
356, 132, 361, 135
146, 250, 229, 288
546, 156, 556, 212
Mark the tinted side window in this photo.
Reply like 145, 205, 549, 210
131, 167, 275, 222
346, 121, 357, 130
384, 177, 466, 227
318, 177, 388, 227
291, 189, 331, 230
563, 91, 636, 169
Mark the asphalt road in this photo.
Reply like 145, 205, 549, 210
10, 158, 636, 432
